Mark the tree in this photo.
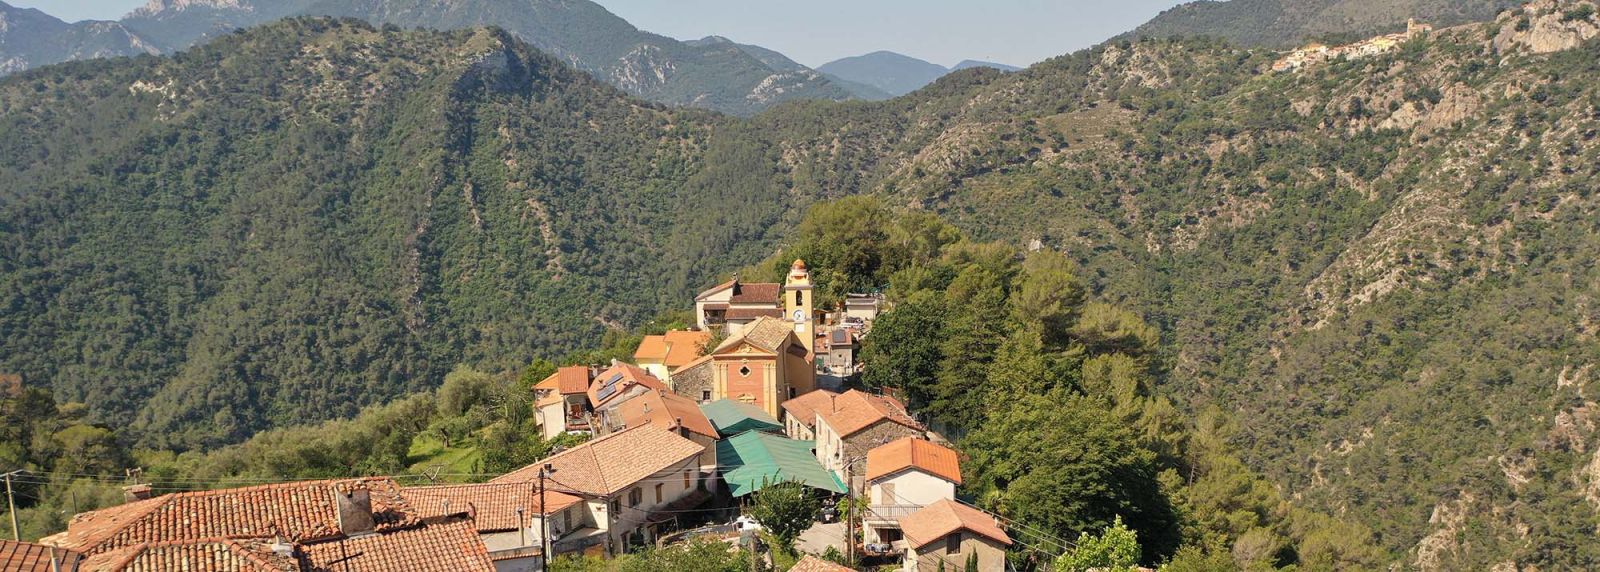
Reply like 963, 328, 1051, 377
964, 392, 1178, 561
747, 480, 821, 554
1056, 516, 1141, 572
859, 291, 947, 409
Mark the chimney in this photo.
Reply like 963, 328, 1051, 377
335, 488, 376, 537
269, 536, 296, 559
673, 417, 686, 438
122, 484, 153, 503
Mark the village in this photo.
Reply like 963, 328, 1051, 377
1, 260, 1016, 572
1270, 19, 1433, 72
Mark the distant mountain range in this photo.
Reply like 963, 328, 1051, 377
1125, 0, 1526, 47
0, 0, 856, 114
817, 51, 1020, 100
0, 2, 157, 74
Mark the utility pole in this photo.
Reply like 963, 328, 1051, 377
4, 470, 21, 541
538, 463, 555, 572
843, 459, 856, 566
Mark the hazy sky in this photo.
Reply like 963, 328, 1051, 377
15, 0, 1188, 68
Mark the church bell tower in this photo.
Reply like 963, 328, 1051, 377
784, 259, 815, 359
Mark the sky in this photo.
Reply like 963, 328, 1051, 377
14, 0, 1189, 68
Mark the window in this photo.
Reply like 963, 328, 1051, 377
609, 499, 619, 515
738, 365, 751, 377
701, 390, 711, 402
947, 532, 961, 553
563, 508, 572, 531
789, 387, 797, 399
628, 487, 642, 507
794, 290, 803, 306
880, 483, 896, 504
655, 483, 664, 504
684, 468, 693, 489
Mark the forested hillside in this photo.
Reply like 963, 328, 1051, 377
0, 18, 800, 449
1125, 0, 1525, 47
5, 0, 1600, 568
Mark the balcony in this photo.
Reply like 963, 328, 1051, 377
863, 504, 923, 523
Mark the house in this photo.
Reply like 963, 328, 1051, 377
40, 478, 496, 572
863, 438, 962, 545
1, 539, 81, 572
818, 328, 858, 377
400, 482, 586, 571
596, 388, 721, 471
716, 430, 846, 498
693, 260, 817, 350
790, 554, 856, 572
780, 389, 837, 442
490, 425, 710, 554
533, 366, 595, 439
700, 398, 784, 436
784, 389, 924, 476
670, 316, 816, 418
843, 293, 883, 323
898, 500, 1011, 572
633, 330, 711, 384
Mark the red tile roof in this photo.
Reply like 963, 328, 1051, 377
613, 389, 719, 441
587, 363, 668, 408
865, 437, 962, 484
694, 279, 739, 301
300, 519, 494, 572
789, 554, 855, 572
899, 500, 1011, 550
714, 316, 796, 355
728, 283, 781, 305
489, 425, 704, 497
399, 483, 584, 532
42, 479, 418, 556
781, 389, 839, 429
817, 390, 922, 437
633, 331, 711, 368
1, 539, 82, 572
534, 366, 593, 395
76, 538, 298, 572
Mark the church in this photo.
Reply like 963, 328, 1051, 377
673, 260, 818, 416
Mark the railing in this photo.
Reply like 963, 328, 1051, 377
864, 504, 923, 522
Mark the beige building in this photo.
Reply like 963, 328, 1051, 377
899, 500, 1012, 572
490, 425, 711, 555
862, 437, 962, 545
806, 390, 925, 475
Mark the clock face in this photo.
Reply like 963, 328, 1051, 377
793, 309, 806, 322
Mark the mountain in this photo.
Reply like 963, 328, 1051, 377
0, 1, 158, 74
7, 0, 1600, 566
0, 17, 800, 449
1125, 0, 1526, 47
817, 50, 952, 97
19, 0, 855, 115
818, 51, 1021, 98
951, 59, 1021, 72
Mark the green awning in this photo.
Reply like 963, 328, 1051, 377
717, 430, 847, 497
700, 399, 784, 436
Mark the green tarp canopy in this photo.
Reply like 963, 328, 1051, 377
700, 399, 784, 436
717, 430, 847, 497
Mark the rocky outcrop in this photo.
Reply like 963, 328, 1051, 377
1493, 0, 1600, 54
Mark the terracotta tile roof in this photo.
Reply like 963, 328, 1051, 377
781, 389, 839, 429
818, 390, 923, 437
76, 538, 298, 572
1, 539, 82, 572
613, 389, 719, 440
586, 363, 668, 408
727, 283, 781, 305
399, 483, 584, 532
300, 519, 494, 572
633, 331, 710, 368
724, 308, 784, 320
534, 366, 593, 395
489, 425, 705, 496
714, 316, 795, 355
42, 479, 418, 555
899, 500, 1011, 550
865, 437, 962, 484
789, 554, 855, 572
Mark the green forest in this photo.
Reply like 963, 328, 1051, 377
4, 1, 1600, 568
